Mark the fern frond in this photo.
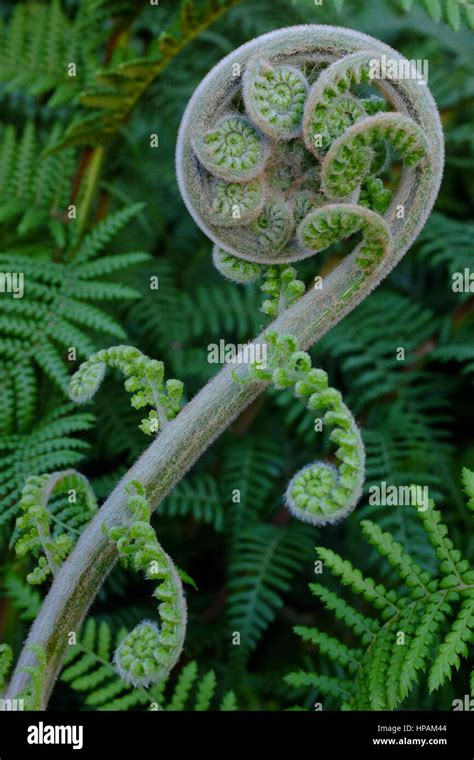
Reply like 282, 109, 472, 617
52, 0, 244, 150
286, 475, 474, 710
159, 474, 224, 532
1, 572, 42, 622
106, 481, 187, 687
0, 122, 75, 241
0, 404, 94, 529
228, 523, 312, 660
14, 470, 97, 584
428, 595, 474, 692
69, 344, 184, 435
156, 659, 238, 711
61, 619, 150, 710
0, 217, 148, 432
0, 1, 97, 107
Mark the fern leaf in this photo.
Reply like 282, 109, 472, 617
194, 670, 217, 711
428, 595, 474, 692
284, 671, 353, 701
461, 468, 474, 511
61, 619, 150, 710
228, 523, 312, 660
159, 474, 224, 531
316, 547, 398, 611
166, 660, 198, 711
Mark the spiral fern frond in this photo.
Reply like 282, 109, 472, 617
321, 113, 429, 199
106, 481, 187, 688
14, 470, 97, 584
236, 331, 365, 526
177, 25, 441, 276
243, 58, 309, 140
192, 115, 269, 182
302, 51, 390, 158
297, 204, 391, 272
69, 346, 184, 436
212, 246, 263, 284
209, 178, 264, 226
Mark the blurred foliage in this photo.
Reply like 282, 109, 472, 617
0, 0, 472, 711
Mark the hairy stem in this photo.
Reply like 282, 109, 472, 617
5, 222, 436, 704
6, 24, 444, 709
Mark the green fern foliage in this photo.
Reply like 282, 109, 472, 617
53, 0, 244, 150
0, 122, 75, 243
14, 470, 97, 584
1, 572, 41, 622
158, 474, 224, 531
0, 0, 100, 107
285, 473, 474, 709
154, 659, 238, 711
0, 404, 94, 530
228, 523, 313, 661
61, 618, 151, 710
0, 205, 148, 434
61, 618, 237, 711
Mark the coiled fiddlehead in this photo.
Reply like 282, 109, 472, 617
236, 332, 364, 525
14, 470, 97, 584
177, 26, 442, 267
68, 345, 184, 435
210, 178, 264, 226
177, 26, 443, 527
192, 115, 269, 182
302, 51, 391, 158
321, 113, 429, 199
298, 204, 391, 273
106, 481, 187, 687
243, 59, 308, 140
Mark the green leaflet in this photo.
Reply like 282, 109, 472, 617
285, 471, 474, 709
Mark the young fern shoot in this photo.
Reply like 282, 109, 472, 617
105, 481, 187, 688
236, 331, 364, 525
14, 470, 97, 584
68, 345, 184, 435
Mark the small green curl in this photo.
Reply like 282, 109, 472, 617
107, 481, 187, 688
68, 345, 184, 436
14, 470, 97, 585
234, 331, 365, 526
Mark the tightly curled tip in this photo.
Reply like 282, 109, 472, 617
243, 58, 309, 140
285, 461, 361, 526
209, 177, 264, 227
297, 203, 391, 272
109, 482, 187, 688
212, 245, 262, 283
177, 26, 441, 268
192, 114, 269, 182
68, 360, 106, 403
249, 196, 295, 255
114, 621, 163, 688
321, 113, 429, 199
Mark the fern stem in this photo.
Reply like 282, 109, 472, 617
4, 248, 440, 705
76, 145, 105, 237
5, 23, 444, 708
